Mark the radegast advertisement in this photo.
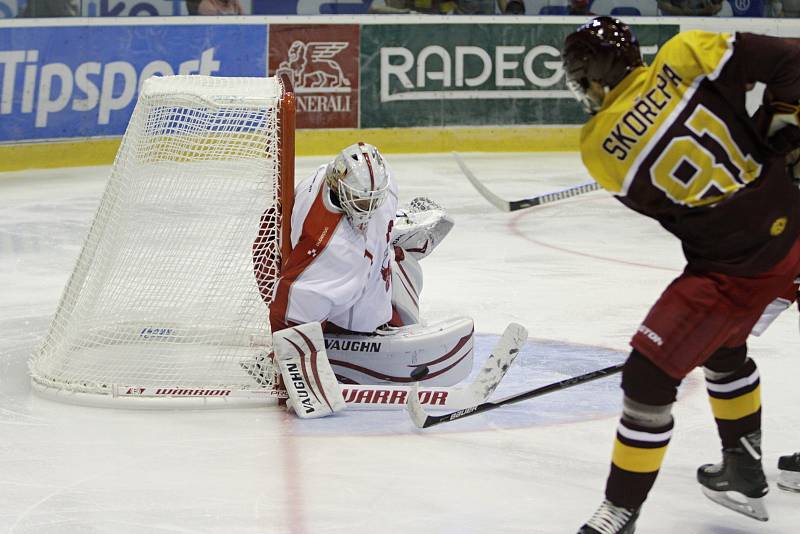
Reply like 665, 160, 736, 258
360, 23, 676, 128
0, 24, 267, 142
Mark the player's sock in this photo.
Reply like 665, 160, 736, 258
604, 416, 673, 510
704, 355, 761, 449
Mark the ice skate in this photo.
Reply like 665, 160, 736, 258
697, 430, 769, 521
777, 452, 800, 492
577, 499, 639, 534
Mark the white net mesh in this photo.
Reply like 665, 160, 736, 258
30, 75, 292, 404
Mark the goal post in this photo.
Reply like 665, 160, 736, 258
30, 75, 295, 407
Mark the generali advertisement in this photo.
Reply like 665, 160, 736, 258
269, 24, 359, 129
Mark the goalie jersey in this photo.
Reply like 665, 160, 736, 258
580, 31, 800, 276
269, 164, 399, 333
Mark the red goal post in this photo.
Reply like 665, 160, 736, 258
277, 73, 295, 270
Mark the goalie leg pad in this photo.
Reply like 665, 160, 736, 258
325, 317, 474, 386
273, 322, 346, 418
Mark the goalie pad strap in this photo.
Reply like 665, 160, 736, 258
273, 322, 346, 418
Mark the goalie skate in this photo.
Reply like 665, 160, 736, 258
777, 452, 800, 492
697, 431, 769, 521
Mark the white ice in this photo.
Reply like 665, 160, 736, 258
1, 152, 798, 533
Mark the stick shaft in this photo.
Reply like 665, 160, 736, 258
419, 362, 624, 428
453, 152, 600, 212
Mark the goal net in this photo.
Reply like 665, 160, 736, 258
30, 75, 295, 407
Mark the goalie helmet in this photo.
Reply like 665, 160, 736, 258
562, 16, 643, 114
326, 142, 390, 233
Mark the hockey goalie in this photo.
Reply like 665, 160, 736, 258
251, 142, 467, 418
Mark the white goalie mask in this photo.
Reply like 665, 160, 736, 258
325, 142, 390, 233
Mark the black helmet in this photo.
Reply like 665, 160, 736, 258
562, 16, 643, 114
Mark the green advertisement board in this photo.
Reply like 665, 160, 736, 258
360, 23, 678, 128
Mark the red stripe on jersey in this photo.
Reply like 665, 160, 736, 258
270, 184, 344, 332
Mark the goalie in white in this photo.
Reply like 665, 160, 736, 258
253, 142, 468, 417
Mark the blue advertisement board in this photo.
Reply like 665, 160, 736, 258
0, 23, 267, 142
0, 0, 372, 16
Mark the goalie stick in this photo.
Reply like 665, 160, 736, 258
407, 361, 624, 428
453, 152, 601, 212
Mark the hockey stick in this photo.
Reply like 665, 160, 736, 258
407, 361, 624, 428
453, 152, 601, 212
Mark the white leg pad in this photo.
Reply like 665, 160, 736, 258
325, 316, 474, 386
391, 251, 423, 326
273, 322, 346, 418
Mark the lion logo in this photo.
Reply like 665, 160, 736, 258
276, 41, 351, 91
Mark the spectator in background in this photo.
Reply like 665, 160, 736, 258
576, 0, 660, 16
657, 0, 728, 14
196, 0, 243, 14
499, 0, 525, 12
768, 0, 798, 15
368, 0, 498, 13
17, 0, 77, 16
456, 0, 499, 12
368, 0, 455, 12
569, 0, 595, 14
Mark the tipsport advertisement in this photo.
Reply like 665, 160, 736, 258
0, 23, 267, 142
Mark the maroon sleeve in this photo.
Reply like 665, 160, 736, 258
733, 33, 800, 103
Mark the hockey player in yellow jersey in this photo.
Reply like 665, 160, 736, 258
563, 17, 800, 533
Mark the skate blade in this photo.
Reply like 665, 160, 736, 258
701, 487, 769, 521
777, 472, 800, 493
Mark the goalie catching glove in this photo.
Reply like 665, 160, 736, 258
272, 322, 346, 418
392, 197, 454, 261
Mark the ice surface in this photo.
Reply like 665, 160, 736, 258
1, 153, 798, 533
